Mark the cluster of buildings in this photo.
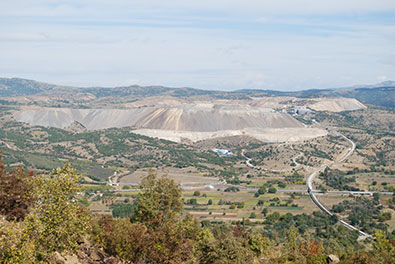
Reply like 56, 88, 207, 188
212, 149, 234, 157
294, 106, 312, 115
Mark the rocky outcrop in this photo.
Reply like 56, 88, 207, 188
327, 254, 340, 264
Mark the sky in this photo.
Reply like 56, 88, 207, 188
1, 1, 395, 91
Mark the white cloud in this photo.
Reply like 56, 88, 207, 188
0, 1, 394, 90
2, 0, 395, 18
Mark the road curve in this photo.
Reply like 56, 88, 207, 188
306, 128, 371, 238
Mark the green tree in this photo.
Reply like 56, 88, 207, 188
25, 163, 91, 254
262, 208, 268, 217
187, 198, 198, 205
284, 225, 305, 262
248, 233, 271, 258
278, 182, 286, 188
373, 230, 395, 264
195, 228, 255, 264
258, 186, 266, 194
132, 170, 183, 225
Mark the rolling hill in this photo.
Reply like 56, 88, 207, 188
1, 77, 394, 108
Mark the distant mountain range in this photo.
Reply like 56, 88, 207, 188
1, 77, 394, 108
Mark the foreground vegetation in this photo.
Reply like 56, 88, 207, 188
1, 159, 394, 264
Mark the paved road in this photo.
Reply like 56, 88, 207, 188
306, 124, 372, 238
278, 189, 393, 195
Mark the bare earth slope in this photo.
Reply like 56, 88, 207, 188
14, 104, 326, 143
308, 98, 367, 112
14, 104, 302, 131
133, 127, 327, 143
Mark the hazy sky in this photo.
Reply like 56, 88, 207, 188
1, 1, 395, 91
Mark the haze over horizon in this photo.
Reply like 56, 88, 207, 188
2, 76, 395, 93
1, 1, 395, 91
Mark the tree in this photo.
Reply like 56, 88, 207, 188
0, 155, 33, 221
25, 163, 91, 254
278, 182, 286, 188
268, 187, 277, 194
284, 225, 305, 262
187, 198, 198, 205
193, 191, 201, 196
132, 170, 183, 225
248, 233, 271, 258
262, 208, 268, 217
195, 228, 255, 264
258, 186, 266, 195
208, 199, 213, 205
373, 230, 395, 264
124, 171, 192, 262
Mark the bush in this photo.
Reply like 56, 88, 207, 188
224, 186, 240, 192
0, 220, 36, 264
195, 229, 255, 264
187, 198, 198, 205
278, 182, 286, 188
0, 157, 33, 221
92, 214, 198, 263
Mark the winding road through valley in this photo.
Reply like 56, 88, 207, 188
306, 124, 371, 238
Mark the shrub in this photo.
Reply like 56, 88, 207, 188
0, 156, 33, 221
0, 220, 36, 264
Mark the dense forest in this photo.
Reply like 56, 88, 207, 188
0, 158, 394, 264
